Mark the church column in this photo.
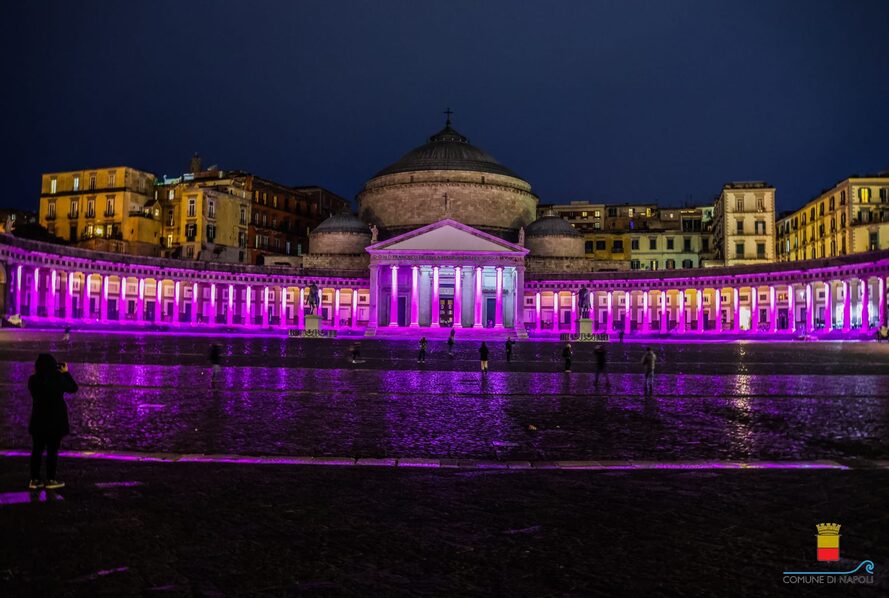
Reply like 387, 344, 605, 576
99, 274, 109, 322
47, 269, 57, 319
823, 280, 832, 331
514, 266, 525, 332
495, 267, 504, 328
624, 291, 632, 335
535, 291, 541, 332
389, 265, 399, 327
262, 286, 270, 328
368, 265, 379, 329
82, 273, 91, 320
642, 290, 650, 333
209, 283, 217, 325
409, 267, 419, 327
118, 276, 126, 322
136, 278, 144, 323
750, 286, 759, 332
298, 287, 305, 329
677, 289, 686, 334
191, 283, 199, 326
29, 267, 39, 317
606, 291, 614, 333
733, 287, 741, 333
768, 285, 777, 333
787, 284, 795, 333
349, 288, 357, 329
173, 281, 181, 326
453, 266, 463, 328
227, 284, 234, 326
805, 283, 814, 333
570, 291, 576, 333
154, 279, 163, 324
13, 265, 23, 315
696, 289, 705, 333
64, 271, 73, 319
431, 266, 440, 327
282, 286, 290, 328
842, 280, 851, 332
879, 277, 886, 327
861, 277, 871, 331
660, 290, 668, 332
552, 292, 559, 332
714, 288, 722, 333
473, 266, 483, 328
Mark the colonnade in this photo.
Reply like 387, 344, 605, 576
8, 264, 367, 330
527, 277, 888, 336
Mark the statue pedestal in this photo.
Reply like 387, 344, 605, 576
578, 318, 593, 335
305, 314, 322, 332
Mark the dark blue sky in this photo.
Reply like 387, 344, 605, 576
2, 0, 888, 213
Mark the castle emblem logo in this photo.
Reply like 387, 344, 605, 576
816, 523, 841, 561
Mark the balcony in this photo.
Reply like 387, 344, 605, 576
127, 210, 155, 220
104, 210, 116, 218
45, 213, 56, 221
85, 211, 96, 219
68, 212, 79, 219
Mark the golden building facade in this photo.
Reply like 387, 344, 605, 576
776, 176, 889, 262
38, 167, 160, 256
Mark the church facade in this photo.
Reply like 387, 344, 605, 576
3, 120, 889, 339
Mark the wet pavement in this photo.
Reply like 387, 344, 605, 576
1, 458, 887, 596
2, 330, 888, 463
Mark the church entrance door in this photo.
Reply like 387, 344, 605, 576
439, 298, 453, 327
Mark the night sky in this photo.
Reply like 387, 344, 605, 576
2, 0, 888, 213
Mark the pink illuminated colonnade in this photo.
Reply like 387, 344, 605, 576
3, 236, 889, 338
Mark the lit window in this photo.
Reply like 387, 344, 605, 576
108, 172, 116, 186
50, 178, 57, 194
628, 208, 635, 218
89, 174, 96, 190
73, 176, 80, 191
859, 188, 871, 202
168, 189, 174, 200
187, 197, 196, 217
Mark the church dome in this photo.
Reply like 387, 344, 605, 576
525, 215, 582, 238
312, 211, 368, 235
373, 125, 521, 179
524, 212, 584, 258
358, 116, 538, 239
309, 211, 371, 255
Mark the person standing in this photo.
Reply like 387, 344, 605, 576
641, 346, 657, 395
562, 342, 573, 373
28, 354, 78, 490
350, 342, 361, 363
479, 341, 490, 373
209, 344, 222, 378
447, 328, 456, 357
594, 344, 610, 387
418, 337, 428, 363
505, 336, 514, 363
62, 326, 71, 343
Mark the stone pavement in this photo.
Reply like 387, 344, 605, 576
1, 457, 887, 596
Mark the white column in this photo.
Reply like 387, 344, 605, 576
696, 289, 705, 333
787, 284, 795, 333
82, 273, 91, 320
118, 276, 127, 322
660, 290, 668, 332
642, 290, 650, 333
298, 287, 305, 329
769, 285, 777, 333
173, 281, 181, 326
750, 286, 759, 332
861, 277, 871, 331
431, 266, 440, 327
733, 287, 740, 333
281, 286, 289, 328
714, 288, 722, 332
606, 291, 614, 332
227, 284, 234, 326
47, 269, 57, 319
473, 266, 483, 328
823, 280, 832, 331
453, 266, 462, 328
495, 266, 504, 328
209, 283, 217, 325
154, 279, 163, 324
388, 265, 399, 327
624, 291, 632, 335
677, 289, 686, 333
262, 286, 269, 328
136, 278, 144, 323
29, 267, 39, 317
351, 288, 359, 329
64, 271, 73, 319
99, 274, 109, 322
409, 267, 419, 327
805, 283, 814, 333
191, 283, 199, 326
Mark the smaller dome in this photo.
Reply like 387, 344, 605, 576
312, 211, 369, 235
525, 214, 581, 238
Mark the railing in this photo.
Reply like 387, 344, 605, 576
104, 210, 115, 218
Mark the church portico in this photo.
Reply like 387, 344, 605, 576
364, 219, 528, 336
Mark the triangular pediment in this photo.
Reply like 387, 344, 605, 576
367, 219, 526, 254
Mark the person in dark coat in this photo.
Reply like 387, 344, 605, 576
447, 328, 456, 357
505, 336, 515, 363
28, 353, 78, 490
418, 337, 428, 363
209, 344, 222, 377
562, 343, 573, 372
594, 344, 610, 387
479, 342, 490, 373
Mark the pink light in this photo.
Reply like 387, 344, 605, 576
453, 266, 462, 328
389, 265, 399, 327
410, 268, 421, 327
351, 287, 358, 329
535, 291, 541, 331
474, 266, 482, 328
431, 266, 440, 327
